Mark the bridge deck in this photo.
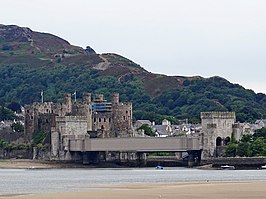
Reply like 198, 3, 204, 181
69, 137, 201, 152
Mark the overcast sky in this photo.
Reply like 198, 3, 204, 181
1, 0, 266, 93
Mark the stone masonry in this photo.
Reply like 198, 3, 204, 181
201, 112, 240, 158
24, 93, 133, 160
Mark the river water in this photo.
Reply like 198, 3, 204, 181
1, 167, 266, 195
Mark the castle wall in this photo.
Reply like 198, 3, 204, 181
56, 116, 88, 136
25, 92, 134, 160
71, 103, 93, 131
51, 116, 88, 160
92, 112, 112, 133
24, 94, 74, 142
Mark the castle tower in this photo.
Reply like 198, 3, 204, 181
112, 102, 133, 137
112, 93, 119, 105
83, 93, 91, 103
201, 112, 236, 159
24, 105, 38, 142
232, 122, 242, 141
94, 94, 104, 102
85, 104, 93, 131
63, 93, 72, 113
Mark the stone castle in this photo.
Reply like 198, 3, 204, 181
24, 94, 243, 162
24, 93, 133, 156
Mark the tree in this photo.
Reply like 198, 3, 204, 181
0, 106, 16, 121
237, 142, 252, 157
137, 124, 155, 137
225, 143, 238, 157
33, 130, 47, 146
7, 102, 21, 113
250, 137, 266, 156
253, 127, 266, 139
11, 122, 24, 132
240, 134, 253, 143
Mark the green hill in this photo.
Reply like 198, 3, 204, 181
0, 24, 266, 123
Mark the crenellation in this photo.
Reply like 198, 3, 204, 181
82, 92, 91, 103
201, 112, 236, 120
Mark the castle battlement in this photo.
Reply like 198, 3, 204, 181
32, 102, 54, 106
56, 116, 88, 122
24, 92, 133, 143
120, 102, 132, 106
201, 112, 235, 119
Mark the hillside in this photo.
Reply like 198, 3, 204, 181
1, 24, 266, 123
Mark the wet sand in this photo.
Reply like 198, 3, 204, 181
1, 181, 266, 199
0, 159, 59, 169
0, 159, 88, 169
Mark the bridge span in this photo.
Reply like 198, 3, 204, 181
68, 137, 202, 152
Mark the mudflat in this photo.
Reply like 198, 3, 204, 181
1, 181, 266, 199
0, 159, 59, 169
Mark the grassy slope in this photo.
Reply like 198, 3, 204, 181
1, 25, 266, 123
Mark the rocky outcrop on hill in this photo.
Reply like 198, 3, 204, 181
0, 24, 95, 57
0, 24, 33, 42
0, 24, 32, 42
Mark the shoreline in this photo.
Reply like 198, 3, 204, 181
1, 181, 266, 199
1, 159, 264, 171
0, 159, 87, 169
0, 159, 261, 170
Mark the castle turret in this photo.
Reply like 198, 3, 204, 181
112, 101, 133, 137
112, 93, 119, 105
63, 93, 72, 113
83, 93, 91, 103
24, 105, 38, 142
94, 94, 104, 102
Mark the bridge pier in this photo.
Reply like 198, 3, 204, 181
82, 152, 100, 164
64, 150, 72, 161
175, 152, 183, 159
136, 152, 147, 167
187, 150, 202, 167
72, 152, 82, 162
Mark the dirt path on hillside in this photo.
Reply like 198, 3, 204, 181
93, 54, 111, 70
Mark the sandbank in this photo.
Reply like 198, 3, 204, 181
1, 181, 266, 199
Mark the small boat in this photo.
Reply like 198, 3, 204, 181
221, 165, 235, 170
261, 165, 266, 169
155, 165, 163, 170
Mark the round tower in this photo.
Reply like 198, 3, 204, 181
63, 93, 72, 113
83, 93, 91, 103
95, 94, 104, 102
112, 93, 119, 105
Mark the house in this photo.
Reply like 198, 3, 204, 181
153, 119, 172, 137
134, 120, 152, 129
